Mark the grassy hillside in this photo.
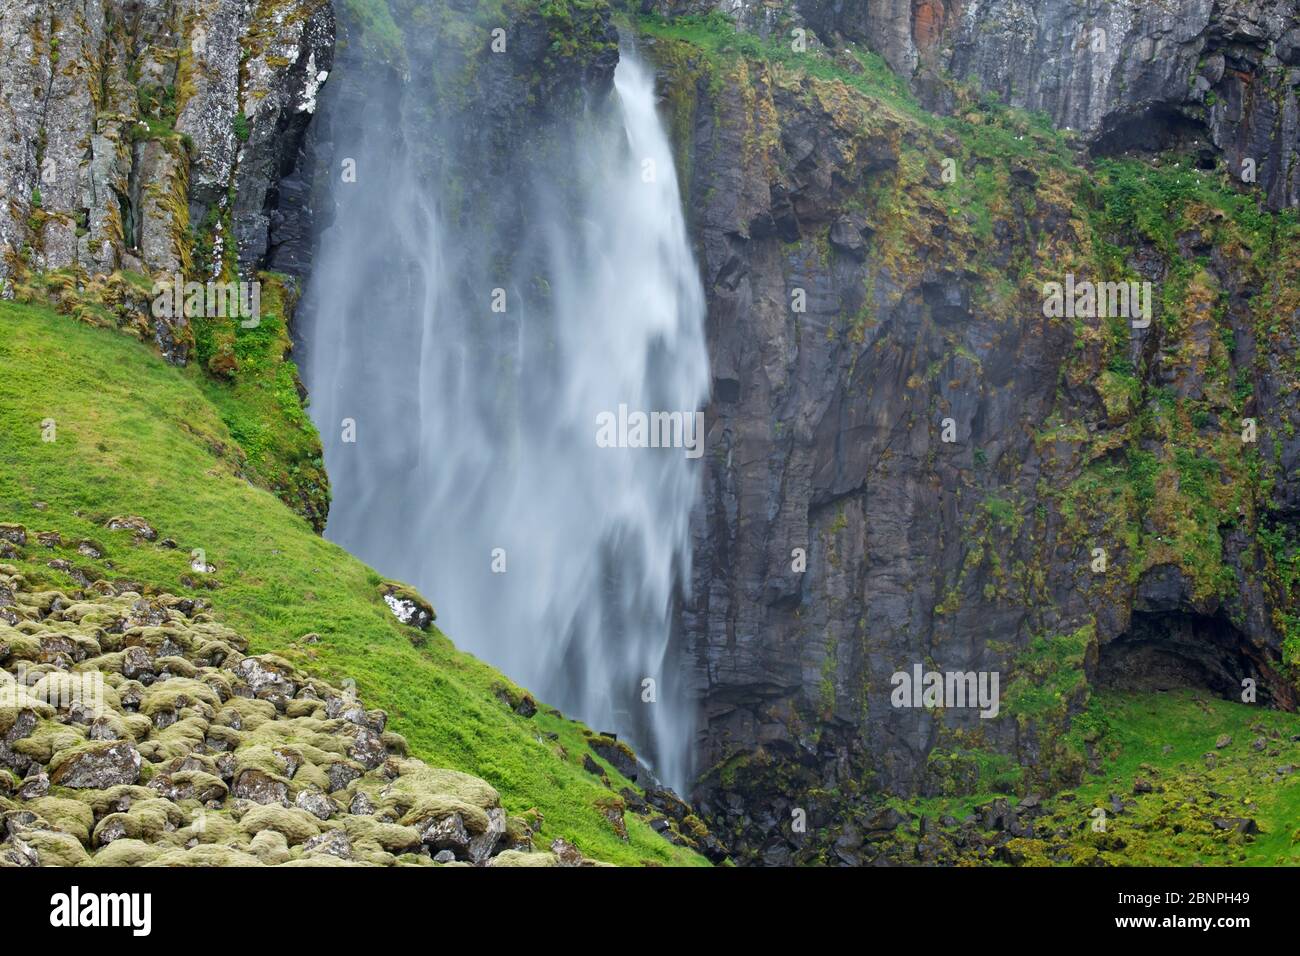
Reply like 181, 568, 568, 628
0, 300, 708, 867
891, 689, 1300, 866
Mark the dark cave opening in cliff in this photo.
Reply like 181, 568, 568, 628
1096, 611, 1277, 705
1090, 106, 1216, 167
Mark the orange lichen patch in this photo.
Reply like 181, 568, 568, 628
913, 0, 949, 58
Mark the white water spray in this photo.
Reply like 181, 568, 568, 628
303, 53, 708, 793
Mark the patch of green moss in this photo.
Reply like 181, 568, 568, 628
890, 688, 1300, 865
338, 0, 405, 66
1003, 624, 1095, 726
189, 274, 330, 531
924, 732, 1023, 797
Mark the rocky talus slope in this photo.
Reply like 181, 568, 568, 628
0, 562, 609, 867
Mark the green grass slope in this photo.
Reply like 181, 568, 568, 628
0, 300, 708, 867
891, 689, 1300, 865
1066, 690, 1300, 865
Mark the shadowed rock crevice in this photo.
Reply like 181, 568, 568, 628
1090, 108, 1216, 163
1096, 611, 1274, 703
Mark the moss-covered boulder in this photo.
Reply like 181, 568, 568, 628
48, 740, 142, 789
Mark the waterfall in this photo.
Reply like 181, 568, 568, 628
302, 50, 709, 794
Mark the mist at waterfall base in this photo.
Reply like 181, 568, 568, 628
301, 54, 709, 794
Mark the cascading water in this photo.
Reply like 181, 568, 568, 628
302, 44, 708, 793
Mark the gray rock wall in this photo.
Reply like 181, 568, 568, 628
642, 5, 1299, 861
649, 0, 1300, 209
0, 0, 333, 316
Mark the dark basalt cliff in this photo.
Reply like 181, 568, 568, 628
638, 2, 1299, 863
652, 0, 1300, 209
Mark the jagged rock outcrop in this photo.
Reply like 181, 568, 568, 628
0, 0, 333, 358
0, 564, 600, 866
941, 0, 1300, 211
649, 0, 1300, 210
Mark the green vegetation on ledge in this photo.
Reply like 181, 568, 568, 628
893, 689, 1300, 866
190, 273, 330, 533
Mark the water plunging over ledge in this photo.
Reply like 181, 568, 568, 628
302, 50, 709, 793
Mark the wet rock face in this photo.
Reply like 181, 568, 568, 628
672, 61, 1054, 805
0, 0, 333, 350
297, 0, 620, 263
